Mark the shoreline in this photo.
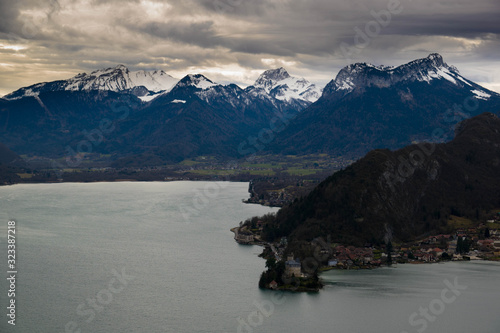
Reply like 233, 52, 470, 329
1, 178, 247, 187
231, 218, 500, 292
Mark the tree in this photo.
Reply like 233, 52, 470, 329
275, 261, 285, 285
457, 237, 470, 254
386, 241, 393, 265
259, 272, 267, 288
457, 237, 464, 254
265, 258, 276, 270
259, 271, 274, 288
463, 239, 470, 253
485, 228, 491, 238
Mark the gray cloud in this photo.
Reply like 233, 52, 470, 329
131, 20, 221, 48
0, 1, 22, 33
384, 13, 500, 37
0, 0, 499, 96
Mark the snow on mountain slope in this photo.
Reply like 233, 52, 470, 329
471, 89, 491, 100
173, 74, 218, 90
251, 67, 322, 103
129, 69, 178, 92
63, 65, 178, 92
4, 65, 178, 100
3, 64, 322, 109
327, 53, 497, 101
138, 91, 168, 102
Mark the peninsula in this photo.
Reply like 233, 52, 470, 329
233, 113, 500, 291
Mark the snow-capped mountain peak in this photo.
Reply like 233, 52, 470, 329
251, 67, 322, 103
424, 53, 444, 67
4, 64, 179, 100
64, 65, 178, 93
174, 74, 218, 90
327, 53, 497, 101
254, 67, 291, 91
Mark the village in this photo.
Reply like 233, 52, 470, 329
233, 212, 500, 290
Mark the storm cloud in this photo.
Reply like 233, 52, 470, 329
1, 0, 499, 96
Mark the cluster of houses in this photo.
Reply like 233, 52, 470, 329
412, 224, 500, 260
477, 239, 500, 257
237, 213, 500, 284
327, 245, 379, 268
278, 226, 500, 273
326, 225, 500, 268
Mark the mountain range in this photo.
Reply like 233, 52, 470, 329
1, 53, 499, 167
268, 53, 500, 157
0, 66, 320, 165
3, 64, 321, 106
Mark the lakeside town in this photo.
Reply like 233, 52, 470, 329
232, 211, 500, 291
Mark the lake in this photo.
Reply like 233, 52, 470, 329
0, 182, 499, 333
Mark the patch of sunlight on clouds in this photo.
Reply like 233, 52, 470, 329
261, 58, 297, 68
0, 45, 28, 51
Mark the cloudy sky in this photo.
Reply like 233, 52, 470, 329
1, 0, 499, 97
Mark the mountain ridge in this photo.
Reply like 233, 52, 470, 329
2, 54, 499, 166
324, 53, 496, 99
269, 53, 500, 158
3, 65, 321, 106
248, 67, 322, 103
3, 65, 179, 101
0, 65, 320, 164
